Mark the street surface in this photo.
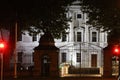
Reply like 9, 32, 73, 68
4, 76, 118, 80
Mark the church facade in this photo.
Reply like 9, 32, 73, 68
10, 1, 108, 76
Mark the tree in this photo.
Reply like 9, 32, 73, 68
0, 0, 76, 70
81, 0, 120, 44
0, 0, 75, 38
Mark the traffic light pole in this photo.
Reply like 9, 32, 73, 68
1, 53, 3, 80
118, 55, 120, 77
14, 21, 17, 78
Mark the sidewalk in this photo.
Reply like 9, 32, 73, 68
3, 73, 118, 80
3, 76, 118, 80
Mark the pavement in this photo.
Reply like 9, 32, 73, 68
2, 73, 119, 80
3, 76, 118, 80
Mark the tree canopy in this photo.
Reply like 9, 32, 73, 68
0, 0, 75, 38
81, 0, 120, 43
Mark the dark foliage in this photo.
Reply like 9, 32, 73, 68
81, 0, 120, 43
0, 0, 75, 38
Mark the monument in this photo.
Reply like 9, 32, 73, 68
33, 32, 59, 77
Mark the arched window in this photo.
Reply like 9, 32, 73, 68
76, 53, 81, 62
62, 53, 66, 62
92, 32, 97, 42
77, 32, 81, 42
32, 34, 37, 41
62, 34, 67, 42
17, 33, 22, 41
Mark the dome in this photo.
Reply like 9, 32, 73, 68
39, 32, 55, 46
34, 32, 59, 50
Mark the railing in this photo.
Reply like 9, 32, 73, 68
68, 67, 100, 74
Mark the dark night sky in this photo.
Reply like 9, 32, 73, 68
0, 0, 51, 18
0, 0, 34, 25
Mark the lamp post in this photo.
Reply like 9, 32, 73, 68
14, 21, 17, 78
1, 53, 3, 80
0, 42, 5, 80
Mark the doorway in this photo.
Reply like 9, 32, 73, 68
91, 54, 97, 67
41, 55, 50, 76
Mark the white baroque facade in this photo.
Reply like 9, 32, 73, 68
14, 1, 107, 70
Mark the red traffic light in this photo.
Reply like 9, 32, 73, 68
114, 48, 119, 53
0, 42, 5, 49
0, 43, 5, 48
113, 45, 120, 55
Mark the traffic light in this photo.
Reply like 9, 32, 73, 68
0, 43, 5, 48
114, 48, 119, 53
0, 41, 6, 52
113, 45, 120, 56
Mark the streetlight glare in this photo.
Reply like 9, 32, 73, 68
0, 43, 5, 48
112, 45, 120, 56
114, 48, 119, 53
113, 45, 120, 56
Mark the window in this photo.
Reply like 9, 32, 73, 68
77, 32, 81, 42
18, 52, 23, 63
62, 53, 66, 62
32, 34, 37, 41
62, 34, 67, 42
77, 14, 82, 19
17, 34, 22, 41
76, 53, 81, 62
92, 32, 97, 42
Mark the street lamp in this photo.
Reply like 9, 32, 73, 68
0, 41, 6, 80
